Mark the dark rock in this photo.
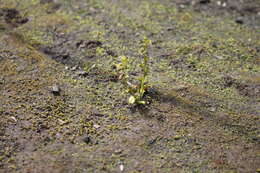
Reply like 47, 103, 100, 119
199, 0, 210, 4
235, 17, 244, 24
82, 135, 91, 144
0, 77, 4, 85
1, 8, 28, 27
147, 138, 157, 146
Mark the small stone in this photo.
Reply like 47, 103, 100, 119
9, 116, 17, 123
235, 17, 244, 24
215, 55, 223, 60
51, 84, 60, 95
119, 164, 124, 172
0, 77, 4, 85
210, 107, 216, 112
199, 0, 210, 4
167, 27, 174, 31
115, 149, 123, 154
58, 119, 67, 125
77, 70, 87, 77
147, 138, 157, 146
71, 66, 78, 71
82, 135, 91, 144
93, 124, 100, 129
180, 4, 185, 9
56, 133, 62, 139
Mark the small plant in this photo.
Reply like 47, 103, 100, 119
116, 37, 151, 105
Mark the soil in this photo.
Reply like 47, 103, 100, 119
0, 0, 259, 172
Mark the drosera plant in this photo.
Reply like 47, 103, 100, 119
116, 37, 152, 105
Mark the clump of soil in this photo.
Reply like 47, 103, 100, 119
223, 75, 260, 97
0, 8, 28, 27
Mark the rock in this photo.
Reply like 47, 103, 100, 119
93, 124, 100, 129
214, 55, 223, 60
210, 107, 216, 112
235, 17, 244, 24
0, 77, 4, 85
199, 0, 210, 4
51, 84, 60, 95
114, 149, 123, 154
119, 164, 124, 172
82, 135, 91, 144
77, 70, 87, 77
147, 138, 157, 146
71, 66, 78, 71
9, 116, 17, 123
58, 119, 67, 125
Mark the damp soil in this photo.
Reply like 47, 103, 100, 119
0, 0, 259, 173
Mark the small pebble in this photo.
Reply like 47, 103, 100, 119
173, 135, 181, 140
9, 116, 17, 123
77, 70, 87, 77
115, 149, 123, 154
82, 135, 91, 144
235, 17, 244, 24
93, 124, 100, 129
210, 107, 216, 112
58, 119, 66, 125
199, 0, 210, 4
71, 66, 78, 71
119, 164, 124, 172
52, 84, 60, 95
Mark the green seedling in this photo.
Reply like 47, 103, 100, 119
116, 37, 151, 105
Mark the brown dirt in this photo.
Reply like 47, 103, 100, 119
0, 0, 259, 172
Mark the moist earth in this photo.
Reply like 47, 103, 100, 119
0, 0, 259, 173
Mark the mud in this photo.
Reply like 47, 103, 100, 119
0, 0, 259, 172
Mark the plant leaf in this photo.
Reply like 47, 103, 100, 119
137, 100, 146, 105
